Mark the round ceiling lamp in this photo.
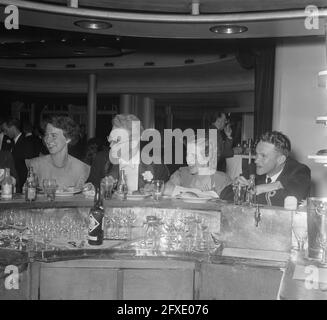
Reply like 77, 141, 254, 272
209, 25, 248, 34
74, 20, 112, 30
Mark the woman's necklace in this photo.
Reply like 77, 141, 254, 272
50, 155, 69, 169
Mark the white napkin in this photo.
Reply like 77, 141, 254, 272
172, 186, 218, 199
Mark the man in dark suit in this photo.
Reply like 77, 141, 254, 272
3, 118, 37, 192
22, 121, 48, 156
0, 118, 13, 151
220, 131, 311, 207
210, 112, 234, 172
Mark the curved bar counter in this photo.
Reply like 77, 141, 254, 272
0, 195, 302, 300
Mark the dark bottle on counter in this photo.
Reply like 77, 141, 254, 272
88, 187, 104, 245
25, 167, 37, 202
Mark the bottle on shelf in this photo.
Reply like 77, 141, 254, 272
88, 187, 104, 245
25, 166, 37, 202
116, 169, 128, 200
1, 168, 13, 200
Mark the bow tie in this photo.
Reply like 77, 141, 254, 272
266, 177, 272, 184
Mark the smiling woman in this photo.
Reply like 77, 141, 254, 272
28, 116, 90, 190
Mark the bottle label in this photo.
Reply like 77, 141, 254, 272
1, 184, 12, 200
89, 213, 100, 233
88, 235, 98, 241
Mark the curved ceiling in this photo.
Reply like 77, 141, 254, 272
14, 0, 327, 13
0, 0, 321, 101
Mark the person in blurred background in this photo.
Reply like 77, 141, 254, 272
29, 116, 90, 190
22, 121, 48, 156
210, 112, 234, 172
164, 134, 232, 197
0, 117, 13, 151
3, 118, 35, 192
83, 137, 101, 166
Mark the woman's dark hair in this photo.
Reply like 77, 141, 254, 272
47, 116, 79, 145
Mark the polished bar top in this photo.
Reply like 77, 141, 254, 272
0, 194, 224, 211
0, 193, 290, 212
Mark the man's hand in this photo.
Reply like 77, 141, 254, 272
233, 175, 249, 187
224, 124, 233, 139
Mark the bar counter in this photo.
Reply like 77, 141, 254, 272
0, 194, 309, 300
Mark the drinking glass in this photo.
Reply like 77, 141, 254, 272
100, 177, 114, 200
232, 182, 246, 205
43, 179, 57, 201
292, 211, 308, 252
317, 213, 327, 265
151, 180, 164, 201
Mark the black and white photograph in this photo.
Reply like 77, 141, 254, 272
0, 0, 327, 302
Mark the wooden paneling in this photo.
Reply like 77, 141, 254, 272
199, 263, 283, 300
40, 267, 118, 300
123, 269, 194, 300
0, 269, 29, 300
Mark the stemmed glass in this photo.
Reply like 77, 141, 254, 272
126, 209, 137, 240
317, 213, 327, 265
112, 209, 122, 239
151, 180, 164, 201
43, 179, 57, 201
14, 212, 27, 250
292, 211, 308, 253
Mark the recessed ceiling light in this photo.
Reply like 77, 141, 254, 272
61, 38, 67, 42
74, 20, 112, 30
210, 25, 248, 34
73, 50, 86, 55
184, 59, 194, 64
144, 62, 155, 66
40, 40, 46, 43
20, 52, 32, 56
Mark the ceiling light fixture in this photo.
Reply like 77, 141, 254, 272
209, 25, 248, 34
73, 50, 86, 55
74, 20, 112, 30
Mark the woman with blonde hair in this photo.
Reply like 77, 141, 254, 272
164, 133, 232, 197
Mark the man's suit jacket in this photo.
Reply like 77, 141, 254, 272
0, 150, 18, 185
220, 157, 311, 207
107, 161, 170, 190
87, 149, 109, 187
11, 134, 36, 192
209, 125, 234, 172
255, 157, 311, 207
25, 134, 48, 156
0, 133, 13, 151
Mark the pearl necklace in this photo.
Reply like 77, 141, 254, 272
50, 155, 69, 169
